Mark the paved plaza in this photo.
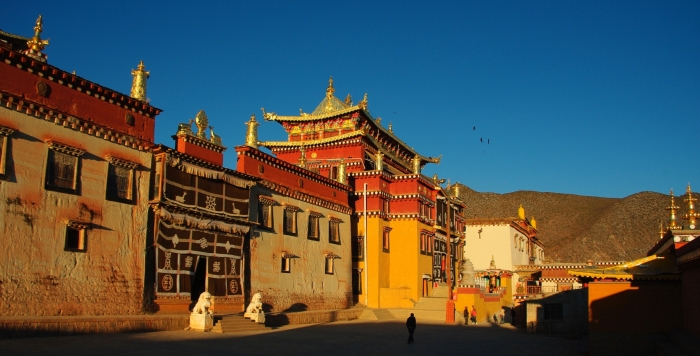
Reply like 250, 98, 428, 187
0, 320, 582, 356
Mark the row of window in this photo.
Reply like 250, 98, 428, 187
258, 203, 342, 244
1, 138, 139, 203
281, 255, 338, 274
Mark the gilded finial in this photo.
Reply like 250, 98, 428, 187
659, 221, 666, 239
24, 15, 49, 62
245, 114, 259, 149
375, 151, 384, 172
489, 256, 497, 269
518, 204, 525, 220
667, 189, 681, 230
531, 216, 537, 229
326, 76, 335, 98
388, 122, 393, 133
684, 183, 698, 229
194, 110, 208, 139
344, 94, 352, 106
453, 183, 461, 198
130, 61, 150, 101
209, 126, 222, 146
337, 159, 347, 184
358, 93, 368, 110
412, 155, 421, 174
298, 145, 307, 168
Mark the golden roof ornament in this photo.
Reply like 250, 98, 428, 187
666, 189, 681, 230
489, 256, 497, 269
337, 159, 347, 184
388, 122, 393, 133
324, 77, 335, 113
261, 108, 277, 121
411, 155, 421, 174
130, 61, 150, 101
684, 183, 698, 229
209, 126, 222, 146
432, 173, 446, 186
358, 93, 368, 111
245, 114, 259, 149
453, 183, 461, 198
531, 216, 537, 229
176, 119, 194, 136
194, 110, 208, 139
344, 94, 353, 106
24, 15, 49, 62
518, 204, 525, 220
375, 150, 384, 172
659, 221, 666, 239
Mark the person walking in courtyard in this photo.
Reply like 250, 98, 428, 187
463, 306, 469, 325
499, 307, 505, 324
406, 313, 416, 344
470, 306, 477, 325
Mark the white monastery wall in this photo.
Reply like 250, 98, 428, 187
0, 108, 151, 316
248, 185, 352, 312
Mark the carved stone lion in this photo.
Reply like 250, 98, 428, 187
192, 291, 214, 315
245, 292, 263, 315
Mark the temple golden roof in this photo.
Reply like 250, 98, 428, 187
568, 255, 679, 281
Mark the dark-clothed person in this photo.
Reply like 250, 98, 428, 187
406, 313, 416, 344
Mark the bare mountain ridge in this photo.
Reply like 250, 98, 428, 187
456, 185, 677, 262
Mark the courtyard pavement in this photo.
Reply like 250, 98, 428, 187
0, 320, 583, 356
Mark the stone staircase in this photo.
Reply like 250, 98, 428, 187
358, 284, 451, 323
211, 314, 270, 333
359, 308, 395, 320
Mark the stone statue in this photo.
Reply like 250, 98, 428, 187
245, 292, 264, 323
189, 292, 214, 332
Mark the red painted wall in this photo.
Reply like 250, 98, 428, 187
174, 137, 223, 166
0, 49, 157, 142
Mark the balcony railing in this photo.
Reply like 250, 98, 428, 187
516, 284, 582, 295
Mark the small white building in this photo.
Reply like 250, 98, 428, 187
463, 205, 544, 290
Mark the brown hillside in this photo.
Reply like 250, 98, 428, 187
455, 184, 679, 262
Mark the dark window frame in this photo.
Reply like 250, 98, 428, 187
329, 220, 341, 244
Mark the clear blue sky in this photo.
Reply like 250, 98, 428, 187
3, 1, 699, 198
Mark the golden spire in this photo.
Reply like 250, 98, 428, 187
194, 110, 208, 139
659, 221, 666, 239
453, 182, 461, 198
531, 216, 537, 229
245, 114, 259, 149
489, 255, 496, 269
326, 76, 335, 98
411, 155, 421, 174
344, 94, 353, 106
358, 93, 368, 110
298, 145, 307, 168
388, 122, 393, 133
375, 150, 384, 171
518, 204, 525, 220
337, 159, 347, 184
684, 183, 698, 229
130, 61, 150, 101
666, 189, 681, 230
25, 15, 49, 62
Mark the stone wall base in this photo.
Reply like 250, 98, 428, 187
0, 315, 189, 339
265, 309, 363, 327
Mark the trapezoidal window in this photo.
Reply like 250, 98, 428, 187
64, 220, 89, 252
45, 141, 85, 194
0, 126, 15, 179
329, 218, 342, 244
105, 155, 138, 203
325, 255, 336, 275
258, 196, 276, 230
308, 213, 321, 241
283, 207, 299, 235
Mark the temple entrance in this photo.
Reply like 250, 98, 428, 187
191, 256, 207, 302
422, 278, 429, 297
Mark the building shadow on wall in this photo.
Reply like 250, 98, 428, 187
283, 303, 308, 312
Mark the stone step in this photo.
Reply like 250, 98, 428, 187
388, 309, 447, 322
358, 309, 378, 320
372, 309, 395, 320
212, 315, 269, 333
414, 297, 448, 310
432, 283, 449, 298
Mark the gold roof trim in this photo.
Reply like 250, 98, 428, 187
0, 29, 30, 41
261, 129, 365, 148
568, 255, 679, 280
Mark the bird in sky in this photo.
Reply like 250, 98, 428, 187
480, 137, 483, 143
488, 139, 490, 144
473, 126, 476, 131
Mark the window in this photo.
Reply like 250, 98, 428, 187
329, 218, 341, 244
352, 268, 362, 294
64, 220, 89, 252
420, 233, 426, 254
283, 206, 299, 235
281, 256, 291, 273
0, 126, 14, 178
352, 236, 364, 260
258, 196, 276, 230
325, 255, 336, 274
45, 141, 85, 193
382, 228, 391, 252
382, 199, 390, 215
330, 166, 338, 180
543, 303, 563, 320
308, 215, 320, 240
427, 235, 433, 253
105, 155, 138, 203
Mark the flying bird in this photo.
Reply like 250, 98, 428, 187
480, 137, 482, 143
488, 139, 490, 144
473, 126, 476, 131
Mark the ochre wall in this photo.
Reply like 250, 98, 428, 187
0, 107, 152, 316
455, 277, 512, 324
588, 280, 682, 333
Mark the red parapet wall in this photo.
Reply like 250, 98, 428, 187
0, 49, 157, 142
175, 137, 223, 166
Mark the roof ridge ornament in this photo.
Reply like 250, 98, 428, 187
666, 189, 681, 230
209, 126, 222, 146
130, 61, 150, 101
684, 183, 697, 229
358, 93, 368, 111
245, 114, 259, 149
24, 14, 49, 62
195, 110, 208, 139
344, 94, 353, 106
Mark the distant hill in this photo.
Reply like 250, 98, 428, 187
454, 184, 682, 262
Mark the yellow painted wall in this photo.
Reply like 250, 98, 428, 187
455, 275, 513, 323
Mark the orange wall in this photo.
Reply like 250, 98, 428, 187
588, 281, 682, 333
